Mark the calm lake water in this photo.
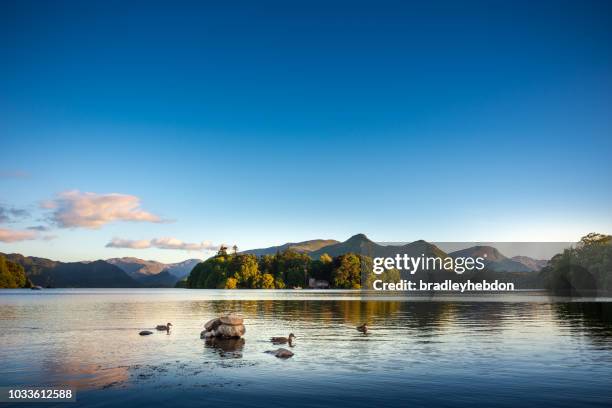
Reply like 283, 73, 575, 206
1, 289, 611, 407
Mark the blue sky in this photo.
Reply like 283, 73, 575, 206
1, 0, 611, 262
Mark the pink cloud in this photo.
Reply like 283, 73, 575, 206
0, 228, 38, 243
106, 237, 220, 252
44, 190, 165, 229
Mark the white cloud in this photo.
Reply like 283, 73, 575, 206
105, 238, 152, 249
106, 237, 220, 252
0, 228, 38, 243
43, 190, 165, 229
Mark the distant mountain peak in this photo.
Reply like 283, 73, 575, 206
348, 233, 369, 240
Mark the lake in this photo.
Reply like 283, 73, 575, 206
1, 289, 611, 407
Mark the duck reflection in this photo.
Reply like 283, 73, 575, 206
204, 337, 245, 358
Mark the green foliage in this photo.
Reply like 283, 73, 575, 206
310, 257, 334, 282
228, 254, 260, 288
320, 253, 333, 264
0, 255, 29, 288
285, 266, 305, 288
174, 279, 188, 288
540, 233, 612, 293
185, 247, 391, 290
331, 253, 362, 289
187, 255, 231, 289
224, 277, 238, 289
261, 273, 275, 289
362, 265, 401, 289
274, 277, 286, 289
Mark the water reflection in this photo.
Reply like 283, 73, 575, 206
553, 302, 612, 349
205, 337, 245, 358
1, 290, 612, 407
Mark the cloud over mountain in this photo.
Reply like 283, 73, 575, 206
43, 190, 165, 229
0, 227, 38, 242
106, 237, 219, 252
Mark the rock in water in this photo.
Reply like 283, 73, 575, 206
216, 323, 246, 338
200, 329, 217, 339
139, 330, 153, 336
204, 318, 222, 331
220, 313, 244, 326
266, 348, 294, 358
201, 314, 245, 339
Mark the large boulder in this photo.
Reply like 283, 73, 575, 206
220, 313, 244, 326
215, 323, 246, 338
201, 314, 245, 339
204, 318, 222, 331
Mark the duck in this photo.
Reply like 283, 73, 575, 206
265, 348, 294, 358
156, 322, 173, 331
356, 323, 368, 334
139, 330, 153, 336
271, 333, 296, 345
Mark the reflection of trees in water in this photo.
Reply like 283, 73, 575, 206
200, 299, 404, 326
553, 302, 612, 349
191, 299, 546, 337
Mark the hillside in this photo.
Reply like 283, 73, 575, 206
511, 256, 548, 272
106, 257, 201, 286
448, 246, 533, 272
106, 257, 166, 277
2, 253, 139, 288
309, 234, 448, 260
137, 270, 180, 287
242, 239, 339, 256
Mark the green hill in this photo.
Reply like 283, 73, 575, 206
1, 253, 139, 288
242, 239, 339, 256
309, 233, 448, 260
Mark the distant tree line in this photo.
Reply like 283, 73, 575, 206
184, 246, 400, 289
0, 254, 32, 288
540, 233, 612, 294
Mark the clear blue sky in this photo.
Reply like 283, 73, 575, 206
1, 0, 611, 262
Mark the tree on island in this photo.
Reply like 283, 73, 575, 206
186, 248, 370, 289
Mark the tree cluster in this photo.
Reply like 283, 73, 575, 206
540, 233, 612, 294
185, 247, 393, 289
0, 255, 31, 288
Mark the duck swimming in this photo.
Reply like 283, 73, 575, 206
265, 348, 294, 358
356, 323, 368, 334
156, 322, 173, 331
271, 333, 296, 345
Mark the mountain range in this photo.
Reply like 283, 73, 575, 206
1, 253, 201, 288
247, 234, 548, 273
1, 234, 549, 288
106, 257, 201, 280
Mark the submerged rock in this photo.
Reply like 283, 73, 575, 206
139, 330, 153, 336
